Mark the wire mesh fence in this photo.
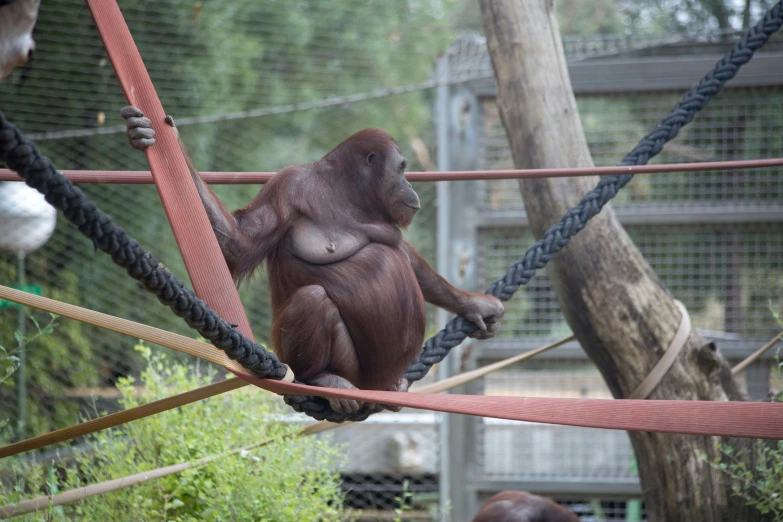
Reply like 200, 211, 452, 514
450, 35, 783, 516
480, 224, 783, 340
322, 412, 440, 512
0, 4, 447, 512
562, 499, 646, 521
475, 360, 637, 484
481, 88, 783, 210
477, 84, 783, 344
2, 1, 783, 517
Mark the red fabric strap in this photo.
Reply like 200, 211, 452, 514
231, 369, 783, 440
85, 0, 253, 338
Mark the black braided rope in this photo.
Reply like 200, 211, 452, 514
1, 1, 780, 424
0, 112, 288, 381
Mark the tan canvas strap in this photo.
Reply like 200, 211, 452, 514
0, 284, 295, 384
0, 378, 244, 459
0, 285, 239, 370
628, 300, 691, 400
0, 286, 294, 459
732, 331, 783, 375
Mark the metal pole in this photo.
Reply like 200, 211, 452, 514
15, 252, 26, 440
435, 54, 452, 522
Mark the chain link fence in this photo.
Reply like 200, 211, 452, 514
0, 2, 447, 515
438, 30, 783, 520
3, 2, 783, 517
479, 87, 783, 342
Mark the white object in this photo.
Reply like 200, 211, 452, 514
0, 182, 56, 255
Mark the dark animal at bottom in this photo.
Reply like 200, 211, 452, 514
122, 107, 504, 414
472, 491, 581, 522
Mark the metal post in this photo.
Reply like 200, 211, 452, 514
446, 85, 483, 521
435, 54, 452, 522
15, 252, 26, 440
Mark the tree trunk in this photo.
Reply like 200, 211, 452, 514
478, 1, 767, 520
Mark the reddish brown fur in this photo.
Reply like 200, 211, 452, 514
472, 491, 580, 522
253, 130, 426, 391
270, 244, 425, 389
125, 117, 505, 413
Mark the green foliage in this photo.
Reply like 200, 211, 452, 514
0, 335, 20, 388
0, 325, 22, 432
0, 261, 95, 436
704, 441, 783, 519
393, 480, 414, 522
557, 0, 626, 35
391, 479, 449, 522
702, 305, 783, 520
0, 312, 61, 437
2, 343, 348, 521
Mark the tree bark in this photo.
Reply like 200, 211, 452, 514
478, 1, 767, 521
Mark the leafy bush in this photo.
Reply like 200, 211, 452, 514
0, 269, 95, 436
2, 343, 348, 521
703, 305, 783, 520
705, 440, 783, 519
0, 312, 60, 436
